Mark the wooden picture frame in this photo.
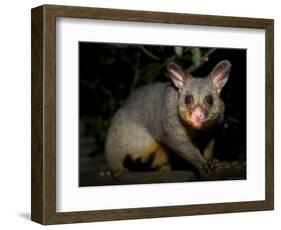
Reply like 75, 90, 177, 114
31, 4, 274, 225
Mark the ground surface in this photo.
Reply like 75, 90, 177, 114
79, 137, 246, 186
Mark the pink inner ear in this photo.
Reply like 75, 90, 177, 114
211, 60, 231, 93
170, 69, 184, 88
213, 70, 229, 92
170, 69, 182, 81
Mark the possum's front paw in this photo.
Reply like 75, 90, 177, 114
199, 159, 220, 176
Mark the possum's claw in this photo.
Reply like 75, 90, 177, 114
199, 159, 220, 177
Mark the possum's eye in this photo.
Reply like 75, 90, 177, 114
185, 94, 194, 105
204, 95, 213, 106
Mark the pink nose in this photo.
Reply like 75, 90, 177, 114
192, 107, 205, 122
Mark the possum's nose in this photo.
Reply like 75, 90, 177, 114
192, 107, 205, 122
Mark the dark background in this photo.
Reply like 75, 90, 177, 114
79, 42, 246, 185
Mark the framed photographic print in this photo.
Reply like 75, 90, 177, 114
31, 4, 274, 224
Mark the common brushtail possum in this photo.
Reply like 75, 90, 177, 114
105, 60, 231, 176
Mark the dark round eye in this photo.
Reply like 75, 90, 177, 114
204, 95, 213, 106
185, 94, 194, 105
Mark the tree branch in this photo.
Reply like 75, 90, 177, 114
80, 161, 246, 186
138, 46, 160, 61
129, 53, 141, 94
187, 48, 217, 73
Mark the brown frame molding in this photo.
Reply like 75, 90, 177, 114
31, 4, 274, 225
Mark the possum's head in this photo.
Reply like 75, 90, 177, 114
167, 60, 231, 130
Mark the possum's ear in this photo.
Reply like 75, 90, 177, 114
210, 60, 231, 94
167, 62, 190, 89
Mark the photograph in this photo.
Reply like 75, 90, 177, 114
79, 43, 247, 186
31, 4, 273, 224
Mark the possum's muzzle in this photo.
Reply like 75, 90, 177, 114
190, 106, 206, 129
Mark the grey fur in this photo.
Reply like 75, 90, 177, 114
105, 60, 231, 173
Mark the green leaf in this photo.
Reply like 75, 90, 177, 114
191, 48, 202, 66
100, 56, 115, 65
104, 57, 115, 65
174, 47, 183, 58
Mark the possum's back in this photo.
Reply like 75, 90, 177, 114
105, 82, 171, 171
107, 81, 173, 149
121, 82, 170, 128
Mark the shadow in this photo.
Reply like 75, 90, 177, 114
18, 212, 31, 220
